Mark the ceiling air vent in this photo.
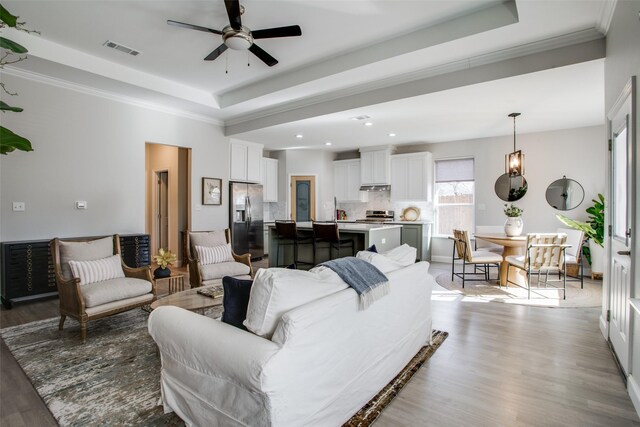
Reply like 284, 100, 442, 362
103, 40, 140, 56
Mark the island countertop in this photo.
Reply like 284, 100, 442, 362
289, 222, 402, 232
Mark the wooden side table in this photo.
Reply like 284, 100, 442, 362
154, 273, 187, 295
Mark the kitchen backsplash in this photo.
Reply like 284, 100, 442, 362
338, 191, 434, 222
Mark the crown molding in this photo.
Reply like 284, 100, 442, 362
3, 66, 223, 126
596, 0, 617, 34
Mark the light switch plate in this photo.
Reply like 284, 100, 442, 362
12, 202, 25, 212
75, 201, 87, 209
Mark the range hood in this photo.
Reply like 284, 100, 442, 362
359, 184, 391, 192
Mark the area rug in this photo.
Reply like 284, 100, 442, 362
436, 272, 601, 308
1, 309, 447, 426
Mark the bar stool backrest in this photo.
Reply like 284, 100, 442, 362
313, 222, 340, 243
275, 220, 297, 240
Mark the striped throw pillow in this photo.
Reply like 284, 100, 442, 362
195, 244, 234, 265
68, 254, 125, 285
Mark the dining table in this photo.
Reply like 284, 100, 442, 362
474, 233, 527, 286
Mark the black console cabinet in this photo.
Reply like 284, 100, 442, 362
0, 234, 150, 309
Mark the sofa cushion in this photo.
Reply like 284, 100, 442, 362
221, 276, 254, 330
195, 244, 234, 265
190, 231, 227, 250
356, 244, 418, 274
81, 277, 152, 308
244, 267, 347, 338
59, 236, 114, 281
201, 261, 250, 281
85, 293, 154, 316
68, 254, 125, 285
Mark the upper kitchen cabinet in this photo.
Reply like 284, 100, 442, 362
262, 157, 279, 202
359, 146, 395, 185
230, 140, 263, 182
390, 152, 433, 201
333, 159, 368, 202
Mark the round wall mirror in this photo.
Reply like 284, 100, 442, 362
545, 176, 585, 210
494, 173, 528, 202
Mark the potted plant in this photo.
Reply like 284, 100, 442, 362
503, 203, 524, 236
153, 248, 177, 279
556, 193, 605, 277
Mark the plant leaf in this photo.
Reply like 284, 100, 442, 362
0, 126, 33, 154
0, 4, 18, 27
0, 36, 27, 54
0, 100, 23, 112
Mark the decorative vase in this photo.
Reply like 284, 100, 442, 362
588, 240, 604, 277
504, 216, 523, 237
153, 267, 171, 279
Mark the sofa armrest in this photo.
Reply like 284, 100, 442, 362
55, 274, 84, 314
123, 265, 156, 295
148, 306, 280, 389
232, 252, 254, 277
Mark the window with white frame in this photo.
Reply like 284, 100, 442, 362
434, 158, 475, 236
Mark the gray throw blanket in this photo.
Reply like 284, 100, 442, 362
321, 257, 389, 309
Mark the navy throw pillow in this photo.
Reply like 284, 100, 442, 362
366, 244, 378, 253
221, 276, 253, 330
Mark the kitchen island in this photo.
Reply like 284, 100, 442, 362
267, 222, 402, 267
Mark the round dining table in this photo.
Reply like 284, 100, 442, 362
474, 233, 527, 286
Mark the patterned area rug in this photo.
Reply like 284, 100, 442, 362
1, 309, 447, 426
436, 272, 601, 308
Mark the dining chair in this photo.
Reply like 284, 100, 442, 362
557, 227, 585, 289
312, 221, 354, 264
505, 233, 570, 299
474, 225, 504, 253
274, 220, 314, 269
450, 229, 503, 288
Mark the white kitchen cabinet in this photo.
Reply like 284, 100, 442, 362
230, 140, 263, 182
390, 152, 433, 201
261, 157, 279, 202
359, 146, 394, 185
333, 159, 368, 202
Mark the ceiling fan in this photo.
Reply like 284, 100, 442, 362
168, 0, 302, 67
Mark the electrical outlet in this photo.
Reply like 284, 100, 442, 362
12, 202, 25, 212
381, 238, 386, 244
75, 201, 87, 209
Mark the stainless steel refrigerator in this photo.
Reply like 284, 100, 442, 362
229, 182, 264, 260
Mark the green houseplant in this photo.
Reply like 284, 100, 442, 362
0, 3, 38, 154
503, 203, 524, 236
556, 193, 605, 271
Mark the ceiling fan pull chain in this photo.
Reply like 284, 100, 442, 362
225, 51, 229, 74
247, 51, 250, 67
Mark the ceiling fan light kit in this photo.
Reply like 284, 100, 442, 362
167, 0, 302, 67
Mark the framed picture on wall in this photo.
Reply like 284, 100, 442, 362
202, 177, 222, 205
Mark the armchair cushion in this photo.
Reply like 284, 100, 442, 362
221, 276, 254, 330
81, 277, 153, 308
68, 254, 125, 285
200, 261, 250, 281
195, 244, 234, 265
59, 236, 113, 280
189, 231, 227, 250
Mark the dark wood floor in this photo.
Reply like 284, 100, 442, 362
1, 261, 638, 426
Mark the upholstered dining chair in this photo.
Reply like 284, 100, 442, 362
51, 235, 156, 343
474, 225, 504, 253
557, 227, 585, 288
450, 229, 503, 288
185, 229, 253, 288
505, 233, 570, 299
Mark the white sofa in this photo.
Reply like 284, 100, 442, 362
148, 259, 433, 427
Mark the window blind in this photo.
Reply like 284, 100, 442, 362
435, 158, 474, 183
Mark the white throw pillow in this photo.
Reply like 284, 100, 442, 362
356, 244, 418, 274
195, 244, 234, 265
244, 267, 347, 338
68, 254, 125, 285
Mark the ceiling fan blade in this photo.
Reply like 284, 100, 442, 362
252, 25, 302, 40
224, 0, 242, 30
204, 44, 228, 61
167, 20, 222, 35
249, 43, 278, 67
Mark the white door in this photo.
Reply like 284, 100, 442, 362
608, 78, 634, 374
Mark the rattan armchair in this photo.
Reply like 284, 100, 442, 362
51, 234, 155, 343
185, 229, 253, 288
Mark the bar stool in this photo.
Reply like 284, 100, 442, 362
312, 221, 354, 264
274, 220, 314, 268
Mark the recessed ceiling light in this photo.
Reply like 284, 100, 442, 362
364, 122, 373, 126
388, 133, 396, 137
325, 142, 332, 146
295, 134, 303, 139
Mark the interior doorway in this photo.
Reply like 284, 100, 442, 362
290, 175, 316, 221
145, 144, 191, 266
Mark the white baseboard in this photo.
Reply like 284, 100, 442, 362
431, 256, 451, 263
599, 315, 608, 339
628, 375, 640, 418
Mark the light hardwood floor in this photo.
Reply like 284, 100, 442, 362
1, 261, 638, 426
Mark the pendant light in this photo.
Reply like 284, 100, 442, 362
505, 112, 524, 177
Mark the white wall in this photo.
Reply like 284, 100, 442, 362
397, 125, 606, 261
604, 0, 640, 416
0, 73, 230, 241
